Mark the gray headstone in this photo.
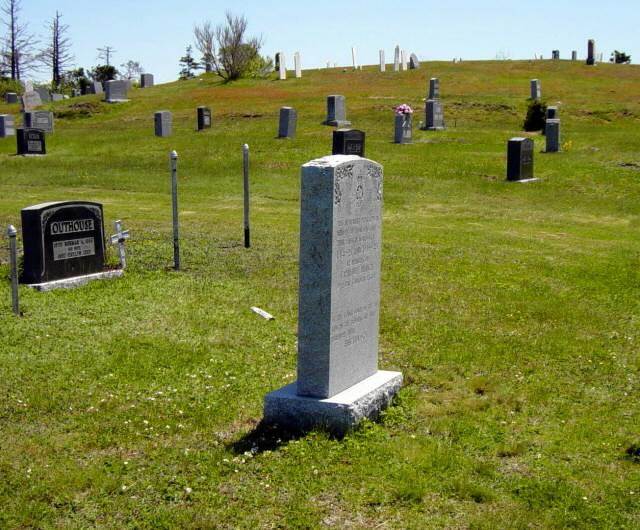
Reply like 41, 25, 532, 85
88, 81, 103, 95
21, 91, 42, 111
394, 113, 412, 144
545, 119, 560, 153
35, 88, 51, 102
424, 99, 445, 131
140, 73, 154, 88
72, 89, 81, 98
587, 39, 596, 65
23, 80, 33, 93
154, 111, 172, 137
507, 137, 534, 181
263, 155, 402, 434
5, 92, 18, 104
394, 45, 400, 71
105, 80, 129, 103
428, 78, 440, 99
409, 53, 420, 69
278, 107, 297, 138
24, 111, 54, 133
530, 79, 541, 99
0, 114, 16, 137
197, 106, 212, 130
325, 95, 351, 127
51, 93, 63, 102
571, 50, 578, 61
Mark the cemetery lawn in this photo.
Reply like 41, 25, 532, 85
1, 60, 639, 528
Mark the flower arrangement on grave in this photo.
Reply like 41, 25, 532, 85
394, 104, 413, 115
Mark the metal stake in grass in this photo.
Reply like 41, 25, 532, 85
7, 225, 19, 315
242, 143, 251, 248
110, 220, 130, 269
170, 150, 180, 270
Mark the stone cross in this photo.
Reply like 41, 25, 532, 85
263, 155, 402, 434
379, 50, 385, 72
110, 220, 130, 269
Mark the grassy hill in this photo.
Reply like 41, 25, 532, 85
0, 60, 639, 528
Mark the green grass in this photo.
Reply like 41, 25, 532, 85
1, 60, 639, 528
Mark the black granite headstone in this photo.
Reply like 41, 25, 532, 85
332, 129, 365, 157
17, 128, 46, 155
507, 138, 534, 181
197, 106, 212, 130
21, 201, 106, 284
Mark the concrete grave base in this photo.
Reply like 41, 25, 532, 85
105, 99, 130, 104
422, 126, 446, 131
326, 120, 351, 127
26, 269, 123, 292
508, 178, 540, 184
264, 370, 403, 435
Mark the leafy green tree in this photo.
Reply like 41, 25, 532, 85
178, 45, 201, 80
90, 64, 117, 83
610, 50, 631, 64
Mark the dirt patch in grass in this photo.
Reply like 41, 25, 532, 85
54, 101, 104, 119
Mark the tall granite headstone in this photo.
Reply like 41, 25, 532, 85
429, 78, 440, 99
587, 39, 596, 65
140, 73, 154, 88
264, 155, 402, 434
571, 50, 578, 61
394, 113, 412, 144
278, 52, 286, 80
154, 111, 172, 137
197, 106, 212, 130
552, 50, 560, 60
20, 201, 106, 285
24, 111, 54, 133
105, 80, 129, 102
332, 129, 365, 157
545, 119, 560, 153
530, 79, 541, 99
0, 114, 15, 137
324, 95, 351, 127
424, 100, 445, 130
507, 138, 535, 181
16, 128, 45, 155
278, 107, 297, 138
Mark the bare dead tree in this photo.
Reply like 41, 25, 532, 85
194, 21, 215, 72
40, 11, 74, 88
120, 60, 143, 80
97, 45, 116, 66
1, 0, 38, 80
207, 13, 262, 81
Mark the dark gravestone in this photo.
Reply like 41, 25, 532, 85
16, 128, 46, 155
428, 78, 440, 99
546, 106, 558, 120
275, 52, 281, 72
507, 138, 534, 181
325, 95, 351, 127
332, 129, 365, 157
197, 106, 212, 130
587, 39, 596, 65
409, 53, 420, 69
154, 110, 172, 137
394, 113, 412, 144
552, 50, 560, 60
571, 50, 578, 61
24, 111, 54, 133
0, 114, 15, 137
278, 107, 297, 138
424, 99, 445, 130
545, 119, 560, 153
140, 73, 154, 88
5, 92, 19, 104
20, 201, 106, 285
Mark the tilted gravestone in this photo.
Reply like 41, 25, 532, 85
278, 107, 297, 138
424, 99, 445, 130
35, 87, 51, 102
0, 114, 15, 137
507, 137, 535, 182
545, 119, 561, 153
332, 129, 365, 157
324, 95, 351, 127
264, 155, 402, 434
530, 79, 541, 99
20, 201, 117, 288
105, 80, 129, 102
197, 106, 212, 130
587, 39, 596, 65
428, 78, 440, 99
21, 91, 42, 111
140, 73, 154, 88
154, 111, 172, 137
16, 128, 46, 156
24, 111, 54, 133
409, 53, 420, 69
5, 92, 19, 104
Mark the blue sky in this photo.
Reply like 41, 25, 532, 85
18, 0, 640, 83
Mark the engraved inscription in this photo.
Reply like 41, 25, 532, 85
52, 237, 95, 261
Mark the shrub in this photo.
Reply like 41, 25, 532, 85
0, 78, 23, 97
523, 99, 547, 132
